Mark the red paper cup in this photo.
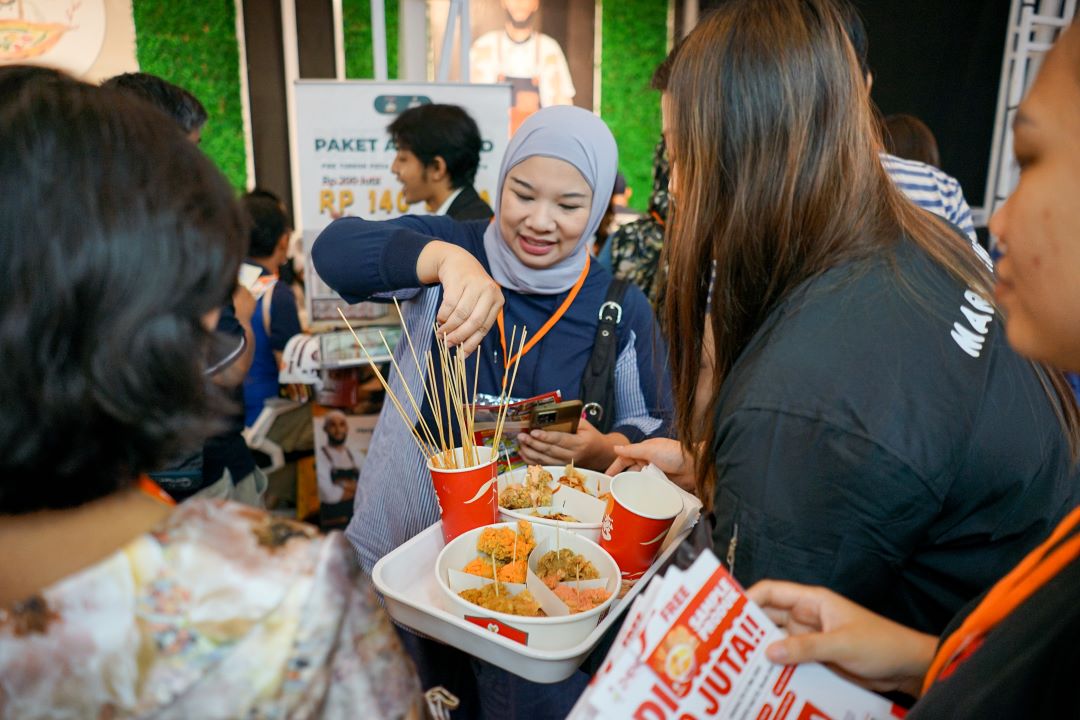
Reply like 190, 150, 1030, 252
600, 471, 683, 579
429, 446, 499, 543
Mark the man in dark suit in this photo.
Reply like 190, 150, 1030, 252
388, 104, 494, 221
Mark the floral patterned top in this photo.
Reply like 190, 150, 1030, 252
0, 499, 422, 719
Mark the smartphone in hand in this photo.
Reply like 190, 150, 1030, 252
529, 400, 583, 434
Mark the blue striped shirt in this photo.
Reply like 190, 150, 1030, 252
882, 153, 977, 244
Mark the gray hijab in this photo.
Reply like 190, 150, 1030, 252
483, 105, 618, 295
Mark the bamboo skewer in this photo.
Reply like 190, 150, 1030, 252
456, 353, 469, 462
379, 330, 440, 456
437, 332, 454, 467
337, 309, 437, 459
426, 355, 448, 456
461, 353, 476, 465
396, 299, 448, 456
491, 329, 528, 454
438, 332, 471, 466
489, 326, 517, 456
338, 306, 526, 472
471, 353, 482, 461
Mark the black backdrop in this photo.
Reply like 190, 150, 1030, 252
685, 0, 1013, 220
856, 0, 1011, 215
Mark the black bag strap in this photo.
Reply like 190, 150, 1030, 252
579, 278, 630, 433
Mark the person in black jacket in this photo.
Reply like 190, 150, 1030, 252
388, 103, 494, 221
750, 14, 1080, 718
610, 0, 1080, 640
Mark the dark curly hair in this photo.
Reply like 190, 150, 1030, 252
0, 67, 247, 514
387, 104, 483, 188
102, 71, 208, 136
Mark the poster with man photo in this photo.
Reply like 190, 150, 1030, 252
428, 0, 597, 132
313, 409, 378, 530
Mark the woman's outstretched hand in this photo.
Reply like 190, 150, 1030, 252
746, 580, 937, 697
605, 438, 696, 492
416, 241, 504, 356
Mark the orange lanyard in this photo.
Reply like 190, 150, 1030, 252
138, 475, 176, 506
497, 255, 591, 369
923, 503, 1080, 692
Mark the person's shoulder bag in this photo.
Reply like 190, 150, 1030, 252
578, 278, 630, 434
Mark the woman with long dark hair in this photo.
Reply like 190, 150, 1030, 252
614, 0, 1080, 638
751, 15, 1080, 715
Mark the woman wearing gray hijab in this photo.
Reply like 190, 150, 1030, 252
313, 105, 671, 717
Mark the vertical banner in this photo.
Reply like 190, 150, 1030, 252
293, 80, 511, 325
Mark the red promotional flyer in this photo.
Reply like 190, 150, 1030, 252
570, 552, 905, 720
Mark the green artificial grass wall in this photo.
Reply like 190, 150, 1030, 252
601, 0, 668, 212
126, 1, 666, 205
344, 0, 400, 79
131, 0, 248, 189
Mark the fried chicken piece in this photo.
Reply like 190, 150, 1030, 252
499, 483, 534, 510
537, 548, 600, 588
462, 556, 498, 579
458, 584, 544, 616
499, 466, 555, 509
462, 555, 526, 583
526, 464, 553, 487
558, 464, 589, 494
497, 558, 527, 584
476, 520, 535, 562
552, 584, 612, 613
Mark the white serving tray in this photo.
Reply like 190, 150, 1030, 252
373, 520, 693, 684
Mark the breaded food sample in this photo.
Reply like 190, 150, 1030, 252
499, 465, 554, 509
458, 584, 544, 616
462, 555, 527, 583
477, 520, 535, 562
497, 558, 527, 584
462, 556, 498, 579
558, 464, 589, 494
552, 584, 612, 613
537, 548, 600, 588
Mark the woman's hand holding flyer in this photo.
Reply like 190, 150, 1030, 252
569, 551, 908, 720
747, 580, 937, 697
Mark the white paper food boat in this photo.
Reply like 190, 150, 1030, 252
497, 465, 611, 541
436, 522, 620, 651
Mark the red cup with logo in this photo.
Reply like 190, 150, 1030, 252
600, 471, 683, 579
429, 446, 499, 543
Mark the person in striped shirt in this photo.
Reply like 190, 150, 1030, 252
839, 2, 980, 246
314, 106, 671, 719
881, 151, 977, 243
